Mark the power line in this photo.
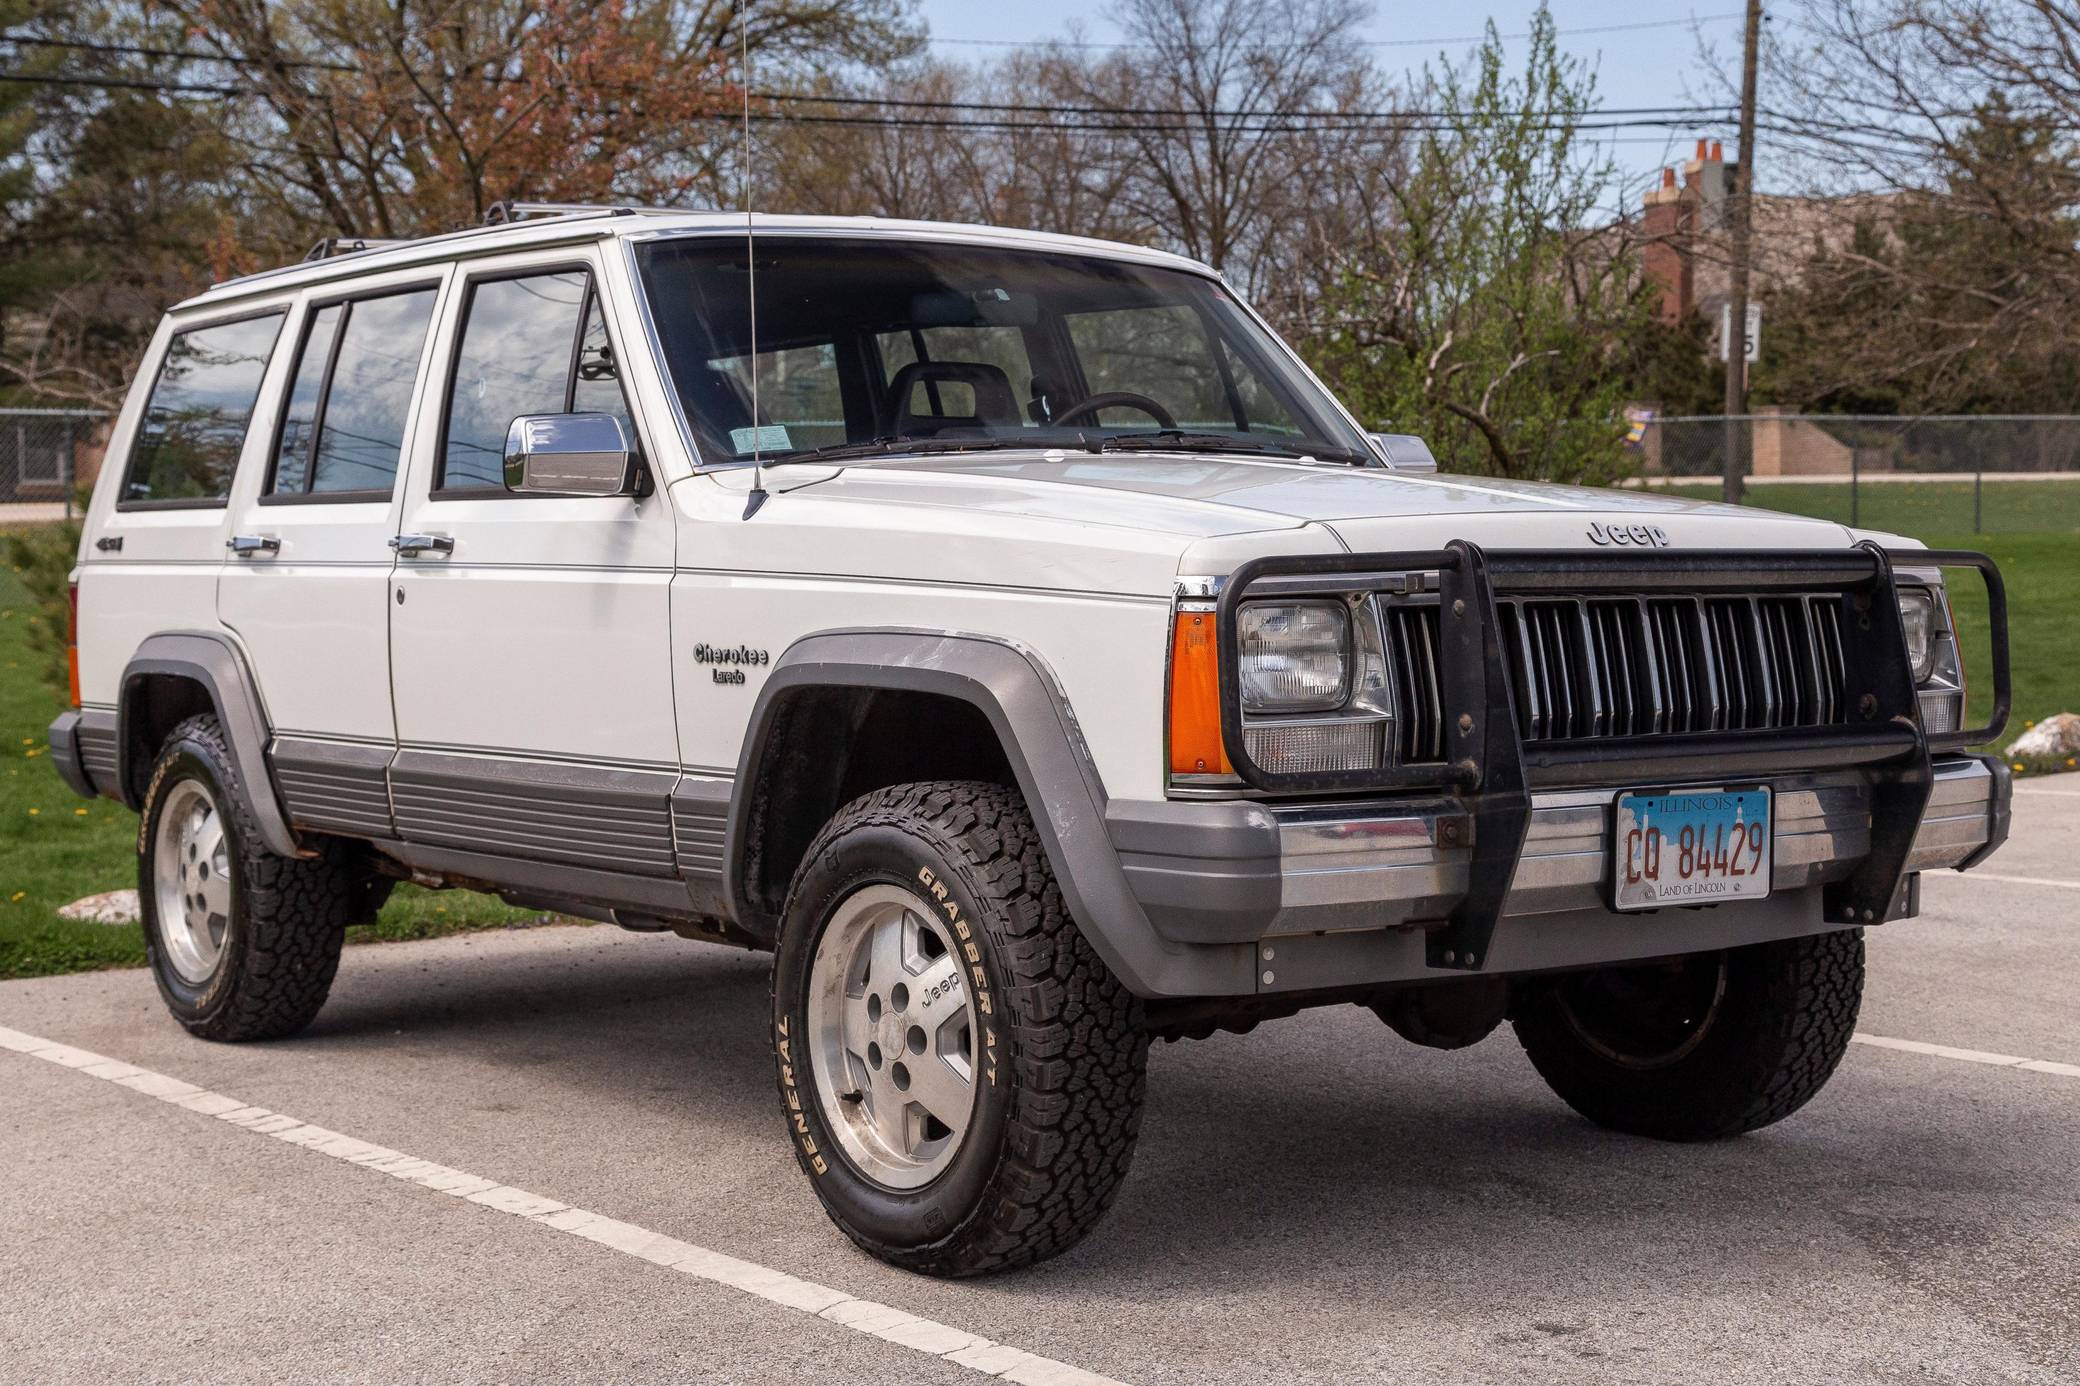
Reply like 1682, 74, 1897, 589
2, 34, 1735, 128
0, 70, 254, 97
0, 32, 354, 71
928, 12, 1747, 50
770, 90, 1734, 122
0, 70, 1734, 135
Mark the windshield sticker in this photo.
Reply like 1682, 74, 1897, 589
730, 424, 792, 453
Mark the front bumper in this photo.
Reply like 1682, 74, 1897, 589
1108, 754, 2008, 991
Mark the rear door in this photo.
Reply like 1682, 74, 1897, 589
76, 309, 289, 713
385, 247, 682, 879
216, 269, 447, 839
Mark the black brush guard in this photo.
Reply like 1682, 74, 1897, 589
1214, 541, 2010, 972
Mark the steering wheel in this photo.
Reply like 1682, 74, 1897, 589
1050, 391, 1178, 430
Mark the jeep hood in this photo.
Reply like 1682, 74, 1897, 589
741, 451, 1858, 555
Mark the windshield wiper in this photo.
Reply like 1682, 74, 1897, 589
763, 436, 1037, 467
1094, 430, 1368, 465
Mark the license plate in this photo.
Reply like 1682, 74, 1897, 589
1612, 786, 1772, 911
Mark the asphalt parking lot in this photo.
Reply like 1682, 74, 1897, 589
3, 782, 2075, 1385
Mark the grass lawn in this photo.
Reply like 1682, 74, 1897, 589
1924, 531, 2079, 772
1657, 485, 2077, 771
0, 547, 551, 981
1655, 478, 2080, 536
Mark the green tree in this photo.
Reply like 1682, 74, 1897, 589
1299, 8, 1656, 482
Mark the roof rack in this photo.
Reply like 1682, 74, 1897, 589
302, 235, 411, 262
209, 201, 712, 296
482, 200, 692, 225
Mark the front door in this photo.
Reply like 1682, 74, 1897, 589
386, 248, 682, 880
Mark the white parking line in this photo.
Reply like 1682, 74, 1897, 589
0, 1023, 1130, 1386
1853, 1033, 2080, 1079
1931, 871, 2080, 892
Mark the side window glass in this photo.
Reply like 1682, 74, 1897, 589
442, 271, 599, 490
571, 291, 634, 439
121, 312, 284, 505
268, 288, 436, 499
310, 289, 438, 494
271, 304, 342, 494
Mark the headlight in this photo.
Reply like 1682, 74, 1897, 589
1897, 588, 1937, 683
1237, 602, 1350, 712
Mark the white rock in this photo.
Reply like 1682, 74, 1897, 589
2006, 712, 2080, 760
57, 889, 140, 925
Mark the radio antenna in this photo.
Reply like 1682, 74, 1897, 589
739, 0, 768, 519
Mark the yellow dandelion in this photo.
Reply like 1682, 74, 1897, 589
73, 808, 87, 817
17, 738, 28, 746
7, 891, 21, 902
26, 807, 38, 816
2013, 762, 2026, 772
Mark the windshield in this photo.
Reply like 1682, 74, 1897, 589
634, 237, 1371, 465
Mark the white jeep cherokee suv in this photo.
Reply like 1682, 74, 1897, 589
48, 207, 2012, 1277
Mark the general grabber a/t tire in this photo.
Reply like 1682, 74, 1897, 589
139, 714, 370, 1042
772, 781, 1149, 1276
1511, 929, 1864, 1142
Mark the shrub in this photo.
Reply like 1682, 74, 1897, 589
2, 522, 83, 705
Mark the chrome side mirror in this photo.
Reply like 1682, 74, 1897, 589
504, 413, 640, 496
1368, 432, 1439, 474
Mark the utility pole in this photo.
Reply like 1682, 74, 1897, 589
1722, 0, 1762, 505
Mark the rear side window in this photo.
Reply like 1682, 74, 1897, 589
120, 312, 285, 506
269, 287, 439, 499
439, 270, 633, 491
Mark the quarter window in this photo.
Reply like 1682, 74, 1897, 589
120, 312, 285, 506
269, 287, 438, 498
439, 270, 634, 491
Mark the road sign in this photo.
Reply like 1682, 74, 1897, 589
1719, 301, 1762, 364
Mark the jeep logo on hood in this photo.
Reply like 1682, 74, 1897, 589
1587, 521, 1671, 547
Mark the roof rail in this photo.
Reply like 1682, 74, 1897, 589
482, 200, 695, 225
302, 235, 411, 262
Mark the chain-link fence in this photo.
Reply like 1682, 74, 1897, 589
0, 409, 107, 519
1632, 413, 2080, 535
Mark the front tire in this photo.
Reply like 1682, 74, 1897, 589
1512, 930, 1864, 1141
772, 781, 1148, 1276
139, 714, 368, 1041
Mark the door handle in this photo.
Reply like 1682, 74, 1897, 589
227, 534, 281, 557
389, 533, 454, 557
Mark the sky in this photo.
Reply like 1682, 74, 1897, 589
908, 2, 1755, 213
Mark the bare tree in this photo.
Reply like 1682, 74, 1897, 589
1061, 0, 1377, 298
1750, 0, 2080, 410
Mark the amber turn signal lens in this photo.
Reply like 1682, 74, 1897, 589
1168, 609, 1232, 775
66, 583, 81, 709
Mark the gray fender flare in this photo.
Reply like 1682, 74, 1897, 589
729, 629, 1253, 998
120, 631, 305, 859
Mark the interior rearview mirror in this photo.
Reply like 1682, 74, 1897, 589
504, 413, 640, 496
1368, 433, 1439, 474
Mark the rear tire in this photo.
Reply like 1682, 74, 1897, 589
1512, 930, 1863, 1141
139, 714, 368, 1041
772, 780, 1148, 1276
